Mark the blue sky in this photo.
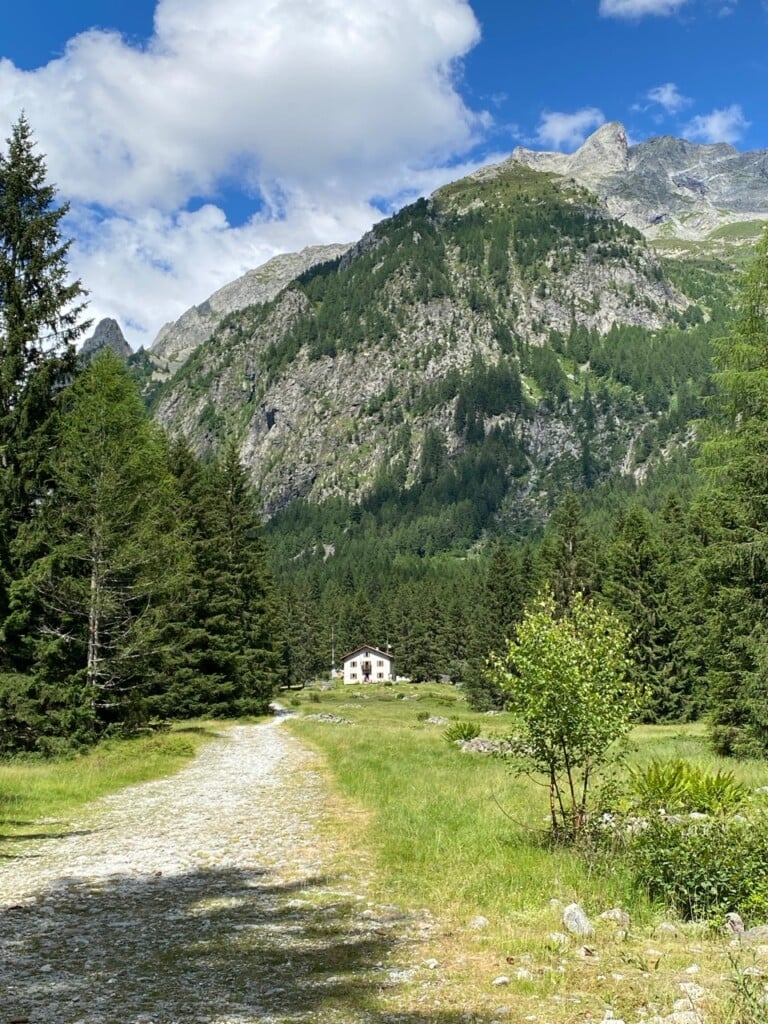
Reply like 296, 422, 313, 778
1, 0, 765, 347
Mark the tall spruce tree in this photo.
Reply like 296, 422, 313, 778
2, 353, 186, 750
697, 230, 768, 756
156, 441, 283, 718
0, 115, 88, 640
538, 492, 600, 614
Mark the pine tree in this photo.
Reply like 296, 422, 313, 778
538, 493, 600, 614
2, 352, 186, 749
0, 115, 88, 640
156, 441, 284, 718
697, 230, 768, 756
604, 505, 679, 721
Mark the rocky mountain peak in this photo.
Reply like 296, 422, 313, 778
504, 121, 768, 240
567, 121, 629, 178
80, 318, 132, 361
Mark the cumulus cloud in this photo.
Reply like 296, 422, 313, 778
599, 0, 689, 16
647, 82, 692, 114
0, 0, 486, 347
683, 104, 750, 144
536, 108, 606, 151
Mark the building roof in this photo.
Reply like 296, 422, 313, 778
340, 644, 394, 662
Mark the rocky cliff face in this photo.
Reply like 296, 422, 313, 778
149, 243, 352, 372
507, 122, 768, 240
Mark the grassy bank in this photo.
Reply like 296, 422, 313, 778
0, 724, 218, 852
288, 683, 768, 1023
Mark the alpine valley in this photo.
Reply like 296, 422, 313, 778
99, 121, 768, 693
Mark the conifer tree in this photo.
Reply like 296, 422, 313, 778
156, 441, 283, 718
697, 230, 768, 756
538, 493, 600, 614
0, 114, 88, 640
604, 505, 679, 721
2, 352, 186, 749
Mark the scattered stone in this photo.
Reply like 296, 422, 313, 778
547, 931, 570, 946
599, 908, 630, 929
388, 969, 414, 983
679, 982, 706, 1001
655, 922, 679, 937
491, 975, 510, 987
744, 924, 768, 942
683, 963, 700, 975
563, 902, 594, 937
469, 915, 490, 930
423, 958, 439, 969
426, 716, 449, 725
457, 738, 513, 755
515, 968, 533, 980
302, 713, 351, 724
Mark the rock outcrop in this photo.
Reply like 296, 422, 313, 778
506, 122, 768, 240
80, 318, 132, 362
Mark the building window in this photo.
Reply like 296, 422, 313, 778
350, 672, 357, 679
377, 672, 384, 679
351, 661, 357, 668
377, 659, 384, 666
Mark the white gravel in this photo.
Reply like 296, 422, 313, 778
0, 720, 426, 1024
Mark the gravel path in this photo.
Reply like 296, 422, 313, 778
0, 719, 435, 1024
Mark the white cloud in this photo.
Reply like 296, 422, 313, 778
599, 0, 689, 17
647, 82, 692, 114
0, 0, 486, 348
683, 104, 750, 144
536, 108, 606, 151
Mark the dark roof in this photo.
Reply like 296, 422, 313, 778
341, 644, 393, 662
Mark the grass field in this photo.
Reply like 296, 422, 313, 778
287, 682, 768, 1023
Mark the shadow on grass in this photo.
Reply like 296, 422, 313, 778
1, 865, 502, 1023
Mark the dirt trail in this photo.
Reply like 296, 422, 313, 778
0, 720, 440, 1024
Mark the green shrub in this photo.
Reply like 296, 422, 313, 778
443, 720, 481, 743
309, 692, 322, 704
416, 711, 430, 722
627, 812, 768, 921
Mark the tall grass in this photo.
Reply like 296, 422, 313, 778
290, 686, 643, 931
289, 685, 768, 1022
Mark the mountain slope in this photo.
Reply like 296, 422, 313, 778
148, 243, 353, 372
151, 159, 727, 529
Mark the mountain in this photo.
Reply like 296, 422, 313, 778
149, 243, 352, 373
80, 318, 132, 362
507, 121, 768, 241
150, 150, 732, 531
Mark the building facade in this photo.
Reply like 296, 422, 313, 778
340, 645, 395, 684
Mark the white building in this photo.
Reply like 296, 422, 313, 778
341, 645, 395, 684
